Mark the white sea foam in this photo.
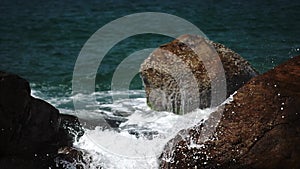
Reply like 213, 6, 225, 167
30, 86, 234, 169
71, 95, 216, 168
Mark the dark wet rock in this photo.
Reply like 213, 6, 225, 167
112, 109, 133, 117
120, 124, 159, 140
104, 115, 128, 128
55, 147, 102, 169
160, 55, 300, 169
58, 114, 85, 144
0, 71, 61, 156
0, 154, 57, 169
140, 34, 258, 114
0, 71, 84, 168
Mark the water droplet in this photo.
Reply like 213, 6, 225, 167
281, 107, 284, 110
278, 93, 281, 96
282, 115, 285, 118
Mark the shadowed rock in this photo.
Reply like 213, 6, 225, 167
160, 55, 300, 169
0, 71, 84, 168
140, 34, 258, 114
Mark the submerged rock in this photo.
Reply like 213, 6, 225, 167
140, 34, 258, 114
160, 55, 300, 168
0, 71, 84, 168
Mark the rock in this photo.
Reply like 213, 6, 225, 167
22, 97, 68, 155
119, 124, 159, 140
0, 71, 84, 168
0, 154, 57, 169
0, 71, 32, 155
55, 147, 102, 169
140, 34, 258, 114
104, 115, 128, 128
58, 114, 85, 145
159, 55, 300, 168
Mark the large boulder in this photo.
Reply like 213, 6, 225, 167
140, 34, 258, 114
0, 71, 84, 168
160, 55, 300, 168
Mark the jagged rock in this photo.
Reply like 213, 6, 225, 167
0, 71, 84, 168
140, 34, 258, 114
160, 55, 300, 169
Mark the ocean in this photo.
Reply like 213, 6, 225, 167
1, 0, 300, 168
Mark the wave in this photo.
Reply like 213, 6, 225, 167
30, 84, 234, 168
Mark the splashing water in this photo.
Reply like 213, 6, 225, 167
32, 88, 233, 168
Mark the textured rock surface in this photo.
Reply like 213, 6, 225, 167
160, 55, 300, 169
140, 34, 258, 114
0, 71, 84, 168
55, 146, 103, 169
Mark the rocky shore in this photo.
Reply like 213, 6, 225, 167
160, 55, 300, 169
1, 41, 299, 169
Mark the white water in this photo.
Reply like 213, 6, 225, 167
31, 88, 232, 169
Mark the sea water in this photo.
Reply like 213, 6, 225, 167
32, 89, 234, 168
33, 89, 217, 168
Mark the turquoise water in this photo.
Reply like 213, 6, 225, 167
1, 0, 300, 105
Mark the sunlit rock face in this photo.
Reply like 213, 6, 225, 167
160, 55, 300, 169
140, 34, 258, 114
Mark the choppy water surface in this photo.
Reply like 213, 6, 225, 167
33, 89, 231, 168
